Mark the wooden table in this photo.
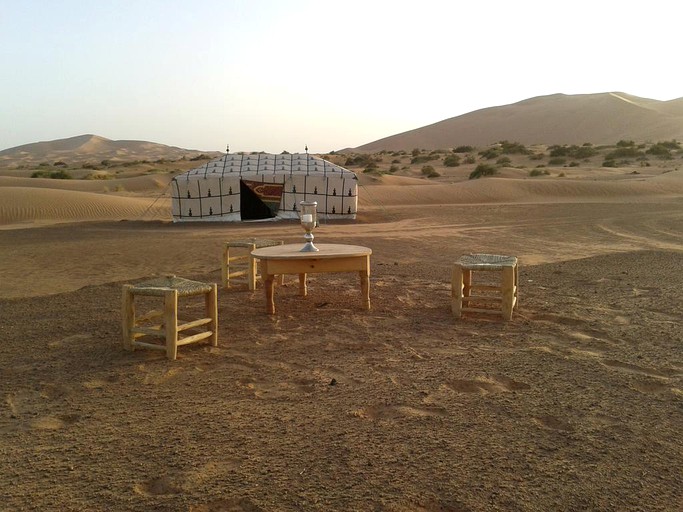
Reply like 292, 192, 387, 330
251, 243, 371, 314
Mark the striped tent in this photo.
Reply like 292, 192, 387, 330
171, 153, 358, 222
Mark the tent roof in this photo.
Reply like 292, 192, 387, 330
176, 153, 357, 181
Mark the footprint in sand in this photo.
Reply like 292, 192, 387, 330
602, 359, 680, 378
445, 375, 530, 394
48, 333, 92, 349
134, 475, 182, 496
236, 376, 317, 399
136, 460, 242, 498
352, 404, 448, 421
30, 413, 80, 430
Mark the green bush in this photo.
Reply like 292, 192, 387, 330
646, 143, 673, 158
548, 157, 566, 166
345, 155, 374, 167
421, 165, 440, 178
602, 160, 617, 167
496, 156, 512, 166
463, 155, 476, 164
605, 147, 644, 159
549, 144, 597, 159
453, 145, 474, 153
616, 139, 635, 147
529, 169, 550, 177
478, 148, 501, 160
498, 140, 531, 155
411, 154, 437, 164
469, 164, 498, 179
31, 170, 73, 179
443, 155, 460, 167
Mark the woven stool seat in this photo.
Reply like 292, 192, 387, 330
222, 238, 284, 290
129, 275, 214, 297
226, 238, 283, 249
452, 253, 518, 320
458, 254, 518, 271
122, 276, 218, 360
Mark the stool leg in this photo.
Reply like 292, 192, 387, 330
247, 243, 257, 291
451, 264, 464, 318
122, 285, 135, 351
221, 243, 229, 288
206, 284, 218, 347
502, 266, 515, 321
164, 289, 179, 360
463, 268, 472, 299
514, 263, 519, 309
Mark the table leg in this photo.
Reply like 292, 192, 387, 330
359, 270, 370, 310
298, 273, 307, 296
264, 274, 276, 314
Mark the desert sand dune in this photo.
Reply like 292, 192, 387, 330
0, 187, 171, 227
0, 156, 682, 511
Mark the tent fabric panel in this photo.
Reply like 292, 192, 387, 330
171, 153, 358, 222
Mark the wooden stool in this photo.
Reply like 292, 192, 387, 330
452, 254, 518, 320
122, 276, 218, 360
222, 238, 284, 290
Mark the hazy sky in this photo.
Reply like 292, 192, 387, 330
1, 0, 680, 153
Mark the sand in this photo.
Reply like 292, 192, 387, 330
1, 163, 682, 511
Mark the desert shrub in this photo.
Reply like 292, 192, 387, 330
31, 170, 72, 179
548, 145, 568, 157
391, 159, 401, 164
53, 161, 68, 167
550, 144, 597, 159
616, 139, 635, 147
101, 159, 112, 166
443, 155, 460, 167
38, 162, 51, 167
569, 161, 580, 167
411, 154, 438, 164
572, 145, 598, 159
463, 155, 476, 164
602, 159, 617, 167
190, 154, 210, 161
388, 164, 399, 173
496, 156, 512, 166
345, 154, 374, 167
411, 148, 421, 157
646, 143, 673, 158
605, 147, 644, 159
478, 148, 501, 160
653, 139, 680, 150
548, 157, 566, 165
469, 163, 498, 179
528, 169, 549, 177
421, 165, 440, 178
363, 161, 379, 173
498, 140, 531, 155
453, 145, 474, 153
558, 172, 566, 177
529, 153, 545, 160
85, 172, 112, 180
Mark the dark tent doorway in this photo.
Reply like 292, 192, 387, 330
240, 180, 284, 220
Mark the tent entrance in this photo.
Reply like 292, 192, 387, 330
240, 180, 284, 220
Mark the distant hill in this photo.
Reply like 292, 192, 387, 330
0, 134, 222, 168
350, 92, 683, 152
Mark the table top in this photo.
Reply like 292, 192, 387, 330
252, 243, 371, 260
